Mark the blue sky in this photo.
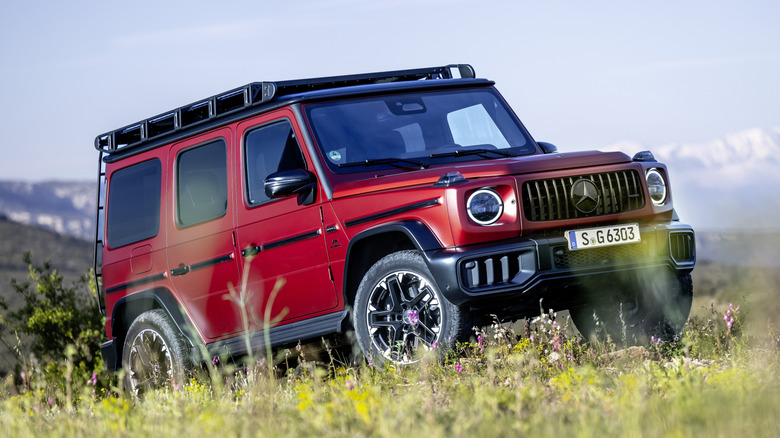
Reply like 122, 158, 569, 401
1, 0, 778, 181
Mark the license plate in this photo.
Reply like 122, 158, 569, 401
566, 224, 641, 251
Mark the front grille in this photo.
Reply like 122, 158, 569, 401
522, 170, 645, 221
669, 232, 696, 263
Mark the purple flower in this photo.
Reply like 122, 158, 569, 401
477, 334, 484, 352
88, 372, 98, 387
431, 341, 438, 350
212, 356, 219, 366
408, 309, 419, 326
650, 336, 662, 345
455, 363, 463, 374
529, 334, 535, 342
345, 379, 357, 390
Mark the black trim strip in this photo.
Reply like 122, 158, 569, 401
172, 253, 235, 276
105, 272, 168, 295
188, 253, 235, 273
345, 198, 440, 228
263, 229, 322, 251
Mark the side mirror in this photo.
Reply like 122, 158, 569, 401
538, 142, 558, 154
265, 169, 316, 200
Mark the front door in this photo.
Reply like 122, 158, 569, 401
234, 110, 338, 330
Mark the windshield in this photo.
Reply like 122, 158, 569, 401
304, 88, 536, 173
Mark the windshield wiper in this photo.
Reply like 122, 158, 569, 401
338, 157, 429, 170
429, 148, 517, 159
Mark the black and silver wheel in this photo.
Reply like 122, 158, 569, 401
122, 309, 190, 396
353, 251, 470, 365
571, 271, 693, 344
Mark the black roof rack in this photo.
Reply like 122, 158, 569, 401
95, 64, 475, 154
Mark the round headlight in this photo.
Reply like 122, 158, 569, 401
467, 189, 503, 225
646, 169, 667, 206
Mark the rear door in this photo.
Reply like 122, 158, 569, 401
234, 109, 338, 329
166, 128, 243, 340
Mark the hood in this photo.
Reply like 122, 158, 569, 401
330, 150, 632, 198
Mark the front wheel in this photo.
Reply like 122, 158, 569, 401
353, 251, 471, 365
571, 272, 693, 345
122, 309, 191, 396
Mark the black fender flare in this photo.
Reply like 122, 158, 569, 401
340, 220, 443, 325
109, 288, 200, 364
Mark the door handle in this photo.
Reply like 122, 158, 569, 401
171, 265, 190, 276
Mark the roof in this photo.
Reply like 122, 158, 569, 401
95, 64, 482, 159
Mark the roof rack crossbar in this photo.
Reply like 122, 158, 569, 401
95, 64, 474, 154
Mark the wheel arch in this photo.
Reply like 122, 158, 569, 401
341, 220, 442, 329
110, 288, 199, 368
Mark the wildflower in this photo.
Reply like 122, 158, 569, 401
529, 334, 535, 342
455, 363, 463, 374
88, 372, 98, 387
408, 309, 419, 326
296, 341, 302, 352
345, 379, 357, 390
650, 336, 662, 345
212, 356, 220, 366
724, 302, 740, 331
431, 341, 438, 350
477, 334, 484, 352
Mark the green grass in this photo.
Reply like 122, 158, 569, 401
2, 301, 778, 437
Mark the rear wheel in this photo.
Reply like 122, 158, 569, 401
353, 251, 472, 365
571, 272, 693, 345
122, 309, 190, 396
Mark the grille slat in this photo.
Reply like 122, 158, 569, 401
522, 170, 645, 221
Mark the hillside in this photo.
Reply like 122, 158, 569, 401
0, 180, 94, 240
0, 216, 92, 309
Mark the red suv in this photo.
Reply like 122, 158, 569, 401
93, 64, 695, 393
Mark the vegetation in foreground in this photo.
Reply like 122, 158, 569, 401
0, 254, 779, 436
2, 306, 779, 436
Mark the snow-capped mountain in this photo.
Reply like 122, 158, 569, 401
599, 127, 780, 230
0, 181, 95, 240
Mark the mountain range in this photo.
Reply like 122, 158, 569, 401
0, 127, 778, 242
600, 127, 780, 231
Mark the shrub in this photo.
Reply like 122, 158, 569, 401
0, 252, 107, 393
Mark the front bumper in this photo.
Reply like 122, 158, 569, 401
424, 222, 695, 316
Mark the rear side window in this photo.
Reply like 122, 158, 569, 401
244, 121, 306, 205
107, 159, 161, 248
177, 140, 228, 226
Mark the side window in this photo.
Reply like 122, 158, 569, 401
107, 159, 161, 248
245, 120, 306, 205
177, 140, 228, 227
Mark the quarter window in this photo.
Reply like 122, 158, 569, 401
177, 140, 228, 226
107, 159, 161, 248
245, 120, 306, 205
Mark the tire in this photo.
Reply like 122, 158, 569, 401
571, 271, 693, 345
122, 309, 191, 396
353, 251, 471, 365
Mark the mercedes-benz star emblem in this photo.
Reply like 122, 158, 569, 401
571, 179, 600, 214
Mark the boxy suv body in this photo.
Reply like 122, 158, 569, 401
93, 65, 695, 393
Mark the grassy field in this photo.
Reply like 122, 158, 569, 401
1, 295, 778, 437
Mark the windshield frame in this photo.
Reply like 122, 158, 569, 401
302, 87, 538, 175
